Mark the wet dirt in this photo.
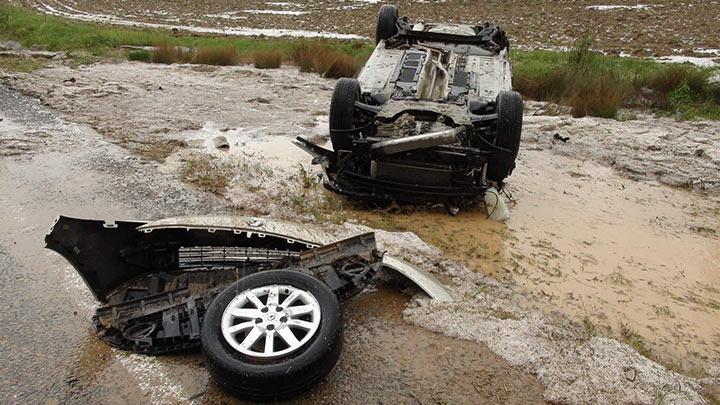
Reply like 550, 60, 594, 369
355, 147, 720, 374
13, 0, 720, 57
204, 284, 547, 404
3, 60, 720, 403
0, 86, 546, 403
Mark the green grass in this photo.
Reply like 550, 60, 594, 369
0, 5, 373, 60
1, 5, 719, 120
512, 38, 720, 119
126, 49, 151, 62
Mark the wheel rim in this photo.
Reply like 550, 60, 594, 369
221, 284, 322, 359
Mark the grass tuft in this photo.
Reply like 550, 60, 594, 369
292, 41, 364, 78
292, 41, 316, 72
645, 64, 712, 108
127, 49, 151, 62
193, 46, 239, 66
252, 49, 282, 69
514, 37, 633, 118
180, 155, 232, 195
323, 53, 361, 78
152, 43, 180, 64
620, 323, 652, 358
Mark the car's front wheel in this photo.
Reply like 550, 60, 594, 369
201, 270, 343, 401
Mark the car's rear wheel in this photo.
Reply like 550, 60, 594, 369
487, 90, 523, 182
201, 270, 342, 401
329, 78, 362, 151
376, 5, 398, 44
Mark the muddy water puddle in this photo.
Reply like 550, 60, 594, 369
353, 149, 720, 371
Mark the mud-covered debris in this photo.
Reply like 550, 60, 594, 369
247, 97, 271, 104
624, 367, 637, 381
212, 135, 230, 150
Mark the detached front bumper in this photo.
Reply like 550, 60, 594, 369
45, 215, 453, 354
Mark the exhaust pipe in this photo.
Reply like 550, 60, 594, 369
371, 128, 461, 155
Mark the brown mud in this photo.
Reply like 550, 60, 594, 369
0, 85, 546, 403
2, 59, 720, 403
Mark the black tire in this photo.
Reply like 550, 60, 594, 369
201, 270, 343, 401
329, 78, 361, 151
487, 90, 523, 182
376, 5, 398, 44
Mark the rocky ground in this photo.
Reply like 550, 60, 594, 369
1, 56, 720, 404
11, 0, 720, 58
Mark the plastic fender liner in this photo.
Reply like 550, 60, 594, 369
381, 255, 455, 302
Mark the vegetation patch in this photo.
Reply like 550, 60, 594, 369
126, 49, 151, 62
494, 310, 518, 321
286, 164, 348, 224
291, 40, 364, 78
512, 37, 720, 119
252, 49, 282, 69
1, 5, 719, 120
0, 55, 46, 72
180, 154, 233, 195
619, 323, 652, 358
151, 43, 187, 64
193, 45, 239, 66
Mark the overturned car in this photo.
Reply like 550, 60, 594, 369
45, 215, 453, 400
296, 5, 522, 207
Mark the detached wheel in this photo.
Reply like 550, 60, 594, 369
376, 4, 398, 44
201, 270, 342, 401
329, 78, 362, 151
487, 90, 523, 182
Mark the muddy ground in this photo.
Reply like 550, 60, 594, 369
0, 85, 546, 404
1, 58, 719, 403
12, 0, 720, 58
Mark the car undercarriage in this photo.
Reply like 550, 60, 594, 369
296, 5, 523, 208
